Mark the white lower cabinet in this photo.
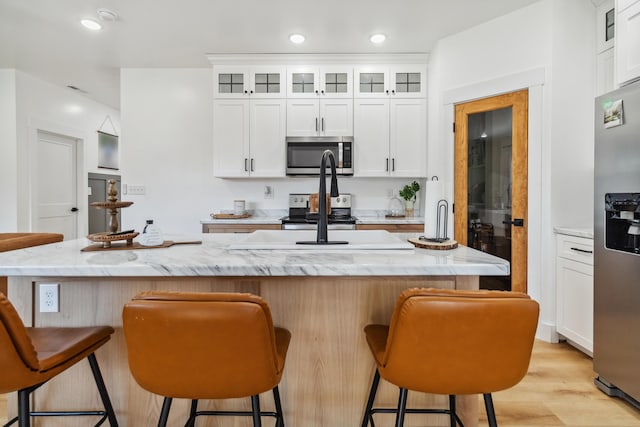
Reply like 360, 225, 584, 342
354, 98, 426, 177
555, 233, 594, 354
213, 99, 286, 177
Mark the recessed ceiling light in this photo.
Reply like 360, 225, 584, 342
81, 18, 102, 31
289, 34, 305, 44
370, 34, 386, 44
97, 8, 118, 22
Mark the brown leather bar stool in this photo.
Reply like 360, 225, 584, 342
122, 291, 291, 427
0, 292, 118, 427
361, 288, 539, 427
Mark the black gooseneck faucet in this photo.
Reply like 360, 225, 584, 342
317, 149, 340, 243
296, 149, 348, 245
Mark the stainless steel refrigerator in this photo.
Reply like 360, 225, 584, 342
594, 81, 640, 408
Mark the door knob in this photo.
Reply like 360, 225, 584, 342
502, 218, 524, 227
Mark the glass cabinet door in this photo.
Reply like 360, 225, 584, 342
213, 67, 248, 98
355, 66, 388, 97
250, 67, 286, 98
390, 66, 426, 98
287, 67, 319, 98
319, 67, 353, 98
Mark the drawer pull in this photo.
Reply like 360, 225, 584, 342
570, 247, 593, 254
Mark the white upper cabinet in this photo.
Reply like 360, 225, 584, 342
214, 66, 286, 98
287, 66, 353, 98
213, 99, 286, 177
615, 0, 640, 86
286, 98, 353, 136
354, 98, 426, 177
355, 65, 426, 98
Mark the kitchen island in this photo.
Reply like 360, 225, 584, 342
0, 232, 509, 427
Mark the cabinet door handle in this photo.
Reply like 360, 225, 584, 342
386, 90, 389, 94
315, 117, 318, 132
321, 90, 325, 95
70, 207, 79, 212
244, 158, 248, 172
392, 158, 395, 171
570, 247, 593, 254
244, 90, 248, 94
251, 158, 255, 172
250, 90, 253, 94
322, 117, 325, 132
315, 90, 319, 94
386, 158, 389, 171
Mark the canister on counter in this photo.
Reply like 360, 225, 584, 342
234, 200, 246, 215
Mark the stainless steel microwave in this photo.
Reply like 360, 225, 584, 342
286, 136, 353, 176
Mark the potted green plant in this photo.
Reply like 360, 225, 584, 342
399, 181, 421, 217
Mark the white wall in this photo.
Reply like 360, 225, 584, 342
0, 69, 121, 233
0, 70, 18, 231
120, 68, 426, 234
427, 0, 596, 341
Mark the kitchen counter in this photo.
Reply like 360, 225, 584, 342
554, 226, 594, 239
201, 216, 283, 224
1, 232, 503, 426
356, 215, 425, 225
0, 233, 507, 277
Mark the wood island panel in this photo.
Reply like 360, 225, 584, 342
8, 275, 478, 427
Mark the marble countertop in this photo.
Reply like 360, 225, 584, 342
201, 214, 425, 225
201, 216, 283, 224
355, 216, 424, 225
0, 232, 508, 277
553, 227, 594, 239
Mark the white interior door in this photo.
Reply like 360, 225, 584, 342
35, 131, 78, 239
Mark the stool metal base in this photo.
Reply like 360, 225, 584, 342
361, 369, 499, 427
159, 386, 285, 427
3, 353, 118, 427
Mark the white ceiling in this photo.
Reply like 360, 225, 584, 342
0, 0, 541, 109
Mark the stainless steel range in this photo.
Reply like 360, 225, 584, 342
281, 193, 357, 230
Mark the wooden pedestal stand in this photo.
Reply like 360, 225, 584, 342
87, 179, 138, 248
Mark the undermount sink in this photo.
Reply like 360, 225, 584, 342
228, 230, 414, 250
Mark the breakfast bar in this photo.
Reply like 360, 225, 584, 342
0, 232, 509, 427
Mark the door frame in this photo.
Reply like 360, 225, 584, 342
454, 90, 529, 293
27, 117, 86, 238
439, 68, 545, 303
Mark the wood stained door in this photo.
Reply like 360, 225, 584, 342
454, 90, 528, 293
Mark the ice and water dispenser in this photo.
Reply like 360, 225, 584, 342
605, 193, 640, 254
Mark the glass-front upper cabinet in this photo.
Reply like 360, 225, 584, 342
355, 65, 426, 98
287, 67, 353, 98
214, 66, 286, 98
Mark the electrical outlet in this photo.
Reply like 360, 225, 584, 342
387, 189, 395, 198
39, 283, 59, 313
264, 185, 274, 199
127, 185, 146, 195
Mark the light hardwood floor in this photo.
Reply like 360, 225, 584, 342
0, 340, 639, 426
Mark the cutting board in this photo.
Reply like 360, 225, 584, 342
81, 240, 202, 252
211, 213, 251, 219
309, 193, 331, 214
408, 237, 458, 250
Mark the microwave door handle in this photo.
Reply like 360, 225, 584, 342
338, 142, 343, 168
